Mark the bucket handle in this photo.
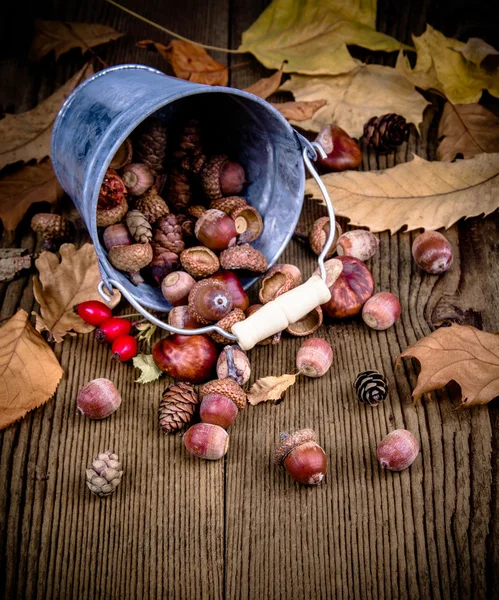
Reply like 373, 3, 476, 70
98, 141, 336, 349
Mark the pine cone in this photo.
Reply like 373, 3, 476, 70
126, 210, 152, 243
158, 382, 199, 433
167, 165, 192, 211
134, 118, 167, 174
86, 451, 123, 497
153, 214, 185, 254
135, 188, 169, 223
176, 118, 206, 175
363, 114, 409, 153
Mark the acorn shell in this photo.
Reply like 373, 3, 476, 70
231, 205, 264, 243
220, 244, 268, 273
336, 230, 380, 261
200, 378, 247, 411
109, 138, 133, 169
286, 306, 323, 337
210, 309, 246, 344
259, 270, 295, 304
309, 218, 342, 258
266, 263, 303, 287
180, 246, 220, 279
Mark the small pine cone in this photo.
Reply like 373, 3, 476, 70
153, 214, 185, 254
31, 213, 71, 241
210, 309, 246, 344
354, 370, 388, 406
134, 118, 167, 174
167, 166, 192, 211
135, 189, 170, 223
86, 451, 123, 497
210, 196, 247, 214
96, 196, 129, 227
126, 210, 152, 243
363, 114, 409, 153
158, 382, 199, 433
201, 155, 227, 201
177, 118, 206, 175
200, 378, 247, 410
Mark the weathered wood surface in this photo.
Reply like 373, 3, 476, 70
0, 1, 498, 599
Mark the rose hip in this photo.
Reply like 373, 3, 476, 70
95, 317, 132, 343
75, 300, 112, 326
111, 335, 138, 362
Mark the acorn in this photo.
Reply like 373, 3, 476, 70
168, 305, 201, 330
200, 378, 247, 411
161, 271, 196, 306
412, 231, 453, 274
336, 230, 380, 261
286, 306, 323, 337
31, 213, 71, 250
209, 309, 246, 344
266, 263, 303, 287
274, 429, 327, 485
121, 163, 155, 196
216, 345, 251, 386
77, 378, 121, 419
201, 155, 246, 200
220, 244, 268, 273
188, 279, 233, 324
296, 338, 333, 377
109, 138, 133, 169
108, 243, 153, 285
147, 245, 179, 285
309, 217, 342, 258
183, 423, 229, 460
210, 196, 248, 214
194, 209, 237, 250
377, 429, 419, 471
199, 394, 239, 428
231, 205, 264, 243
102, 224, 133, 251
180, 246, 220, 279
362, 292, 401, 330
259, 269, 295, 304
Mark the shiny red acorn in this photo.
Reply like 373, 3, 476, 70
111, 335, 138, 362
75, 300, 112, 326
152, 334, 218, 383
95, 317, 132, 343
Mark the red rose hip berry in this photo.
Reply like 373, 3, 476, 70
111, 335, 138, 362
95, 317, 132, 343
75, 300, 112, 326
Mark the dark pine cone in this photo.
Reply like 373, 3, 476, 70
176, 118, 206, 175
158, 382, 199, 433
134, 118, 167, 174
354, 370, 388, 406
363, 114, 409, 154
153, 214, 185, 254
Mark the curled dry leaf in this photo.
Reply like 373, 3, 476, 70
306, 153, 499, 234
0, 159, 64, 233
0, 249, 32, 282
437, 103, 499, 162
137, 39, 228, 86
397, 324, 499, 409
238, 0, 408, 76
133, 354, 163, 384
0, 63, 94, 170
396, 25, 499, 104
244, 66, 284, 99
0, 309, 63, 430
33, 243, 121, 343
29, 20, 123, 61
247, 373, 297, 405
280, 64, 429, 137
271, 100, 327, 122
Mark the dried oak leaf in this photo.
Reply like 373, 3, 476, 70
0, 249, 32, 282
33, 243, 120, 343
396, 25, 499, 104
280, 64, 429, 137
272, 100, 327, 122
397, 324, 499, 409
0, 309, 63, 430
247, 373, 297, 405
0, 63, 94, 170
437, 103, 499, 162
137, 39, 228, 86
306, 153, 499, 234
133, 354, 162, 384
0, 159, 64, 233
244, 66, 284, 99
238, 0, 409, 76
29, 20, 123, 61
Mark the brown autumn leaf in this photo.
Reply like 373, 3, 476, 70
397, 324, 499, 409
137, 39, 228, 86
29, 20, 123, 61
0, 309, 63, 429
247, 373, 297, 405
243, 66, 284, 99
437, 103, 499, 162
306, 153, 499, 233
0, 63, 94, 170
0, 159, 64, 233
33, 243, 121, 343
272, 100, 327, 122
0, 249, 32, 282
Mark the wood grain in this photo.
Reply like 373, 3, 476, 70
0, 0, 498, 598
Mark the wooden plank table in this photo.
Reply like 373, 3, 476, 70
1, 1, 498, 598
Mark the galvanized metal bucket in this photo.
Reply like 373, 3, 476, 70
51, 64, 334, 344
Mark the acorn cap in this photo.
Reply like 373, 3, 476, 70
96, 196, 129, 227
188, 205, 207, 218
200, 378, 247, 410
210, 309, 246, 344
201, 154, 228, 201
220, 244, 268, 273
108, 243, 153, 273
286, 306, 323, 336
274, 429, 318, 466
309, 217, 342, 258
231, 205, 264, 243
109, 138, 133, 169
259, 270, 295, 304
31, 213, 71, 240
210, 196, 248, 214
180, 246, 220, 279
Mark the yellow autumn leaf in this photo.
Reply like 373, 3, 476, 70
247, 373, 297, 405
396, 25, 499, 104
238, 0, 409, 76
280, 64, 429, 137
306, 153, 499, 234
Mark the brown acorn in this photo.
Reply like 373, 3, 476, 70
231, 205, 264, 243
108, 243, 153, 285
220, 244, 268, 273
188, 279, 232, 325
209, 309, 246, 344
201, 155, 246, 201
210, 196, 248, 214
121, 163, 155, 196
309, 217, 342, 258
200, 378, 247, 411
180, 246, 220, 279
31, 213, 71, 249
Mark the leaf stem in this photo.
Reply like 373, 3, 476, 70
105, 0, 244, 54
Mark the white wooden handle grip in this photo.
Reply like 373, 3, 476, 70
231, 276, 332, 351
